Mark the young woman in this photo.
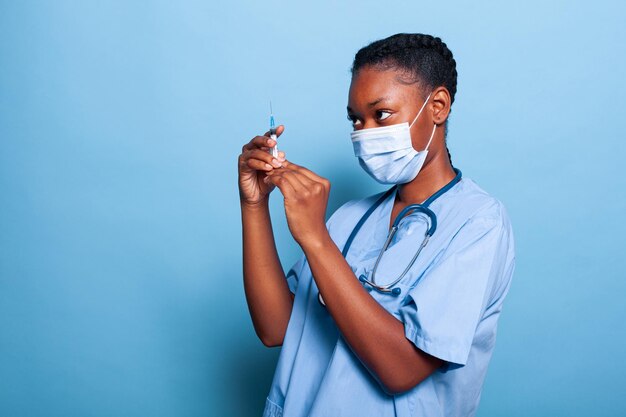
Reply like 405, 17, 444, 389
238, 33, 515, 417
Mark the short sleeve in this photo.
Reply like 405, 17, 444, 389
285, 254, 306, 294
398, 209, 512, 366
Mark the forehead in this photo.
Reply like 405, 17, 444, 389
348, 66, 420, 107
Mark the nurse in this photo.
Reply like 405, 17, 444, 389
238, 33, 515, 417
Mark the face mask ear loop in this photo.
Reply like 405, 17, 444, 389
409, 92, 433, 129
424, 123, 437, 151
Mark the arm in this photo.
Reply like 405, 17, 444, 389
238, 126, 294, 347
241, 200, 294, 347
266, 161, 443, 394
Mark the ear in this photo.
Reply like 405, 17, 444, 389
430, 86, 451, 125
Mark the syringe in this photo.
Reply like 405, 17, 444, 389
269, 101, 279, 159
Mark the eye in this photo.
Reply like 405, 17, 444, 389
376, 110, 392, 121
347, 114, 362, 127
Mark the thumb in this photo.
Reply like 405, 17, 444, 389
264, 124, 286, 138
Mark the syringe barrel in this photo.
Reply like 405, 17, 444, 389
269, 129, 278, 158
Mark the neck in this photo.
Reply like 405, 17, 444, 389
396, 153, 456, 205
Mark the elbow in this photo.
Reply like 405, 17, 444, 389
258, 331, 284, 348
260, 336, 283, 348
375, 348, 444, 395
379, 379, 417, 396
252, 315, 290, 347
377, 370, 428, 396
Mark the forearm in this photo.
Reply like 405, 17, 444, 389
301, 233, 442, 394
241, 199, 293, 346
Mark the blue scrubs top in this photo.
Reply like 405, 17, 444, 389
263, 174, 515, 417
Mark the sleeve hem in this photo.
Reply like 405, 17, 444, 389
286, 274, 297, 294
404, 323, 469, 366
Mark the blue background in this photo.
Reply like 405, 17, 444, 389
1, 1, 625, 416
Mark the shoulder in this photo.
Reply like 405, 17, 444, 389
439, 177, 515, 271
448, 177, 512, 230
430, 176, 515, 261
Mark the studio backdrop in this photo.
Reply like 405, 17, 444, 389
1, 1, 624, 416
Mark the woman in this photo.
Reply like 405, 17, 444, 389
238, 33, 515, 417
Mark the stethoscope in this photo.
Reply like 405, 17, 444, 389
318, 168, 462, 306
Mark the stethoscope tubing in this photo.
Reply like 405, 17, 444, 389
318, 169, 462, 306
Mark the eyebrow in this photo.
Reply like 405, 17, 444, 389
347, 96, 391, 113
367, 96, 390, 107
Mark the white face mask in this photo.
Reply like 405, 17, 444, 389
350, 92, 437, 184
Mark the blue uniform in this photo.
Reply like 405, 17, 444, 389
263, 174, 515, 417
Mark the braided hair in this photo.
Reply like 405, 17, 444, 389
351, 33, 457, 165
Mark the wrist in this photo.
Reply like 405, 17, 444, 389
240, 197, 269, 212
299, 227, 333, 253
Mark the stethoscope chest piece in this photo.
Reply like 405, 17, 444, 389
359, 274, 402, 296
317, 273, 402, 307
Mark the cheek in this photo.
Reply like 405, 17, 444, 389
410, 121, 438, 151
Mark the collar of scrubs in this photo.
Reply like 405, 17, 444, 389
341, 168, 462, 258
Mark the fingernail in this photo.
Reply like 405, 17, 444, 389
271, 159, 282, 168
265, 163, 272, 170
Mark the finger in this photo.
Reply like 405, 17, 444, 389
267, 171, 296, 198
245, 149, 283, 169
284, 169, 317, 188
288, 169, 329, 197
243, 135, 278, 151
258, 148, 285, 160
281, 161, 331, 192
261, 147, 285, 162
246, 158, 275, 172
270, 170, 310, 192
281, 160, 328, 184
263, 124, 285, 138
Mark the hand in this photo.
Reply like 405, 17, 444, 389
238, 126, 286, 207
265, 160, 331, 246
